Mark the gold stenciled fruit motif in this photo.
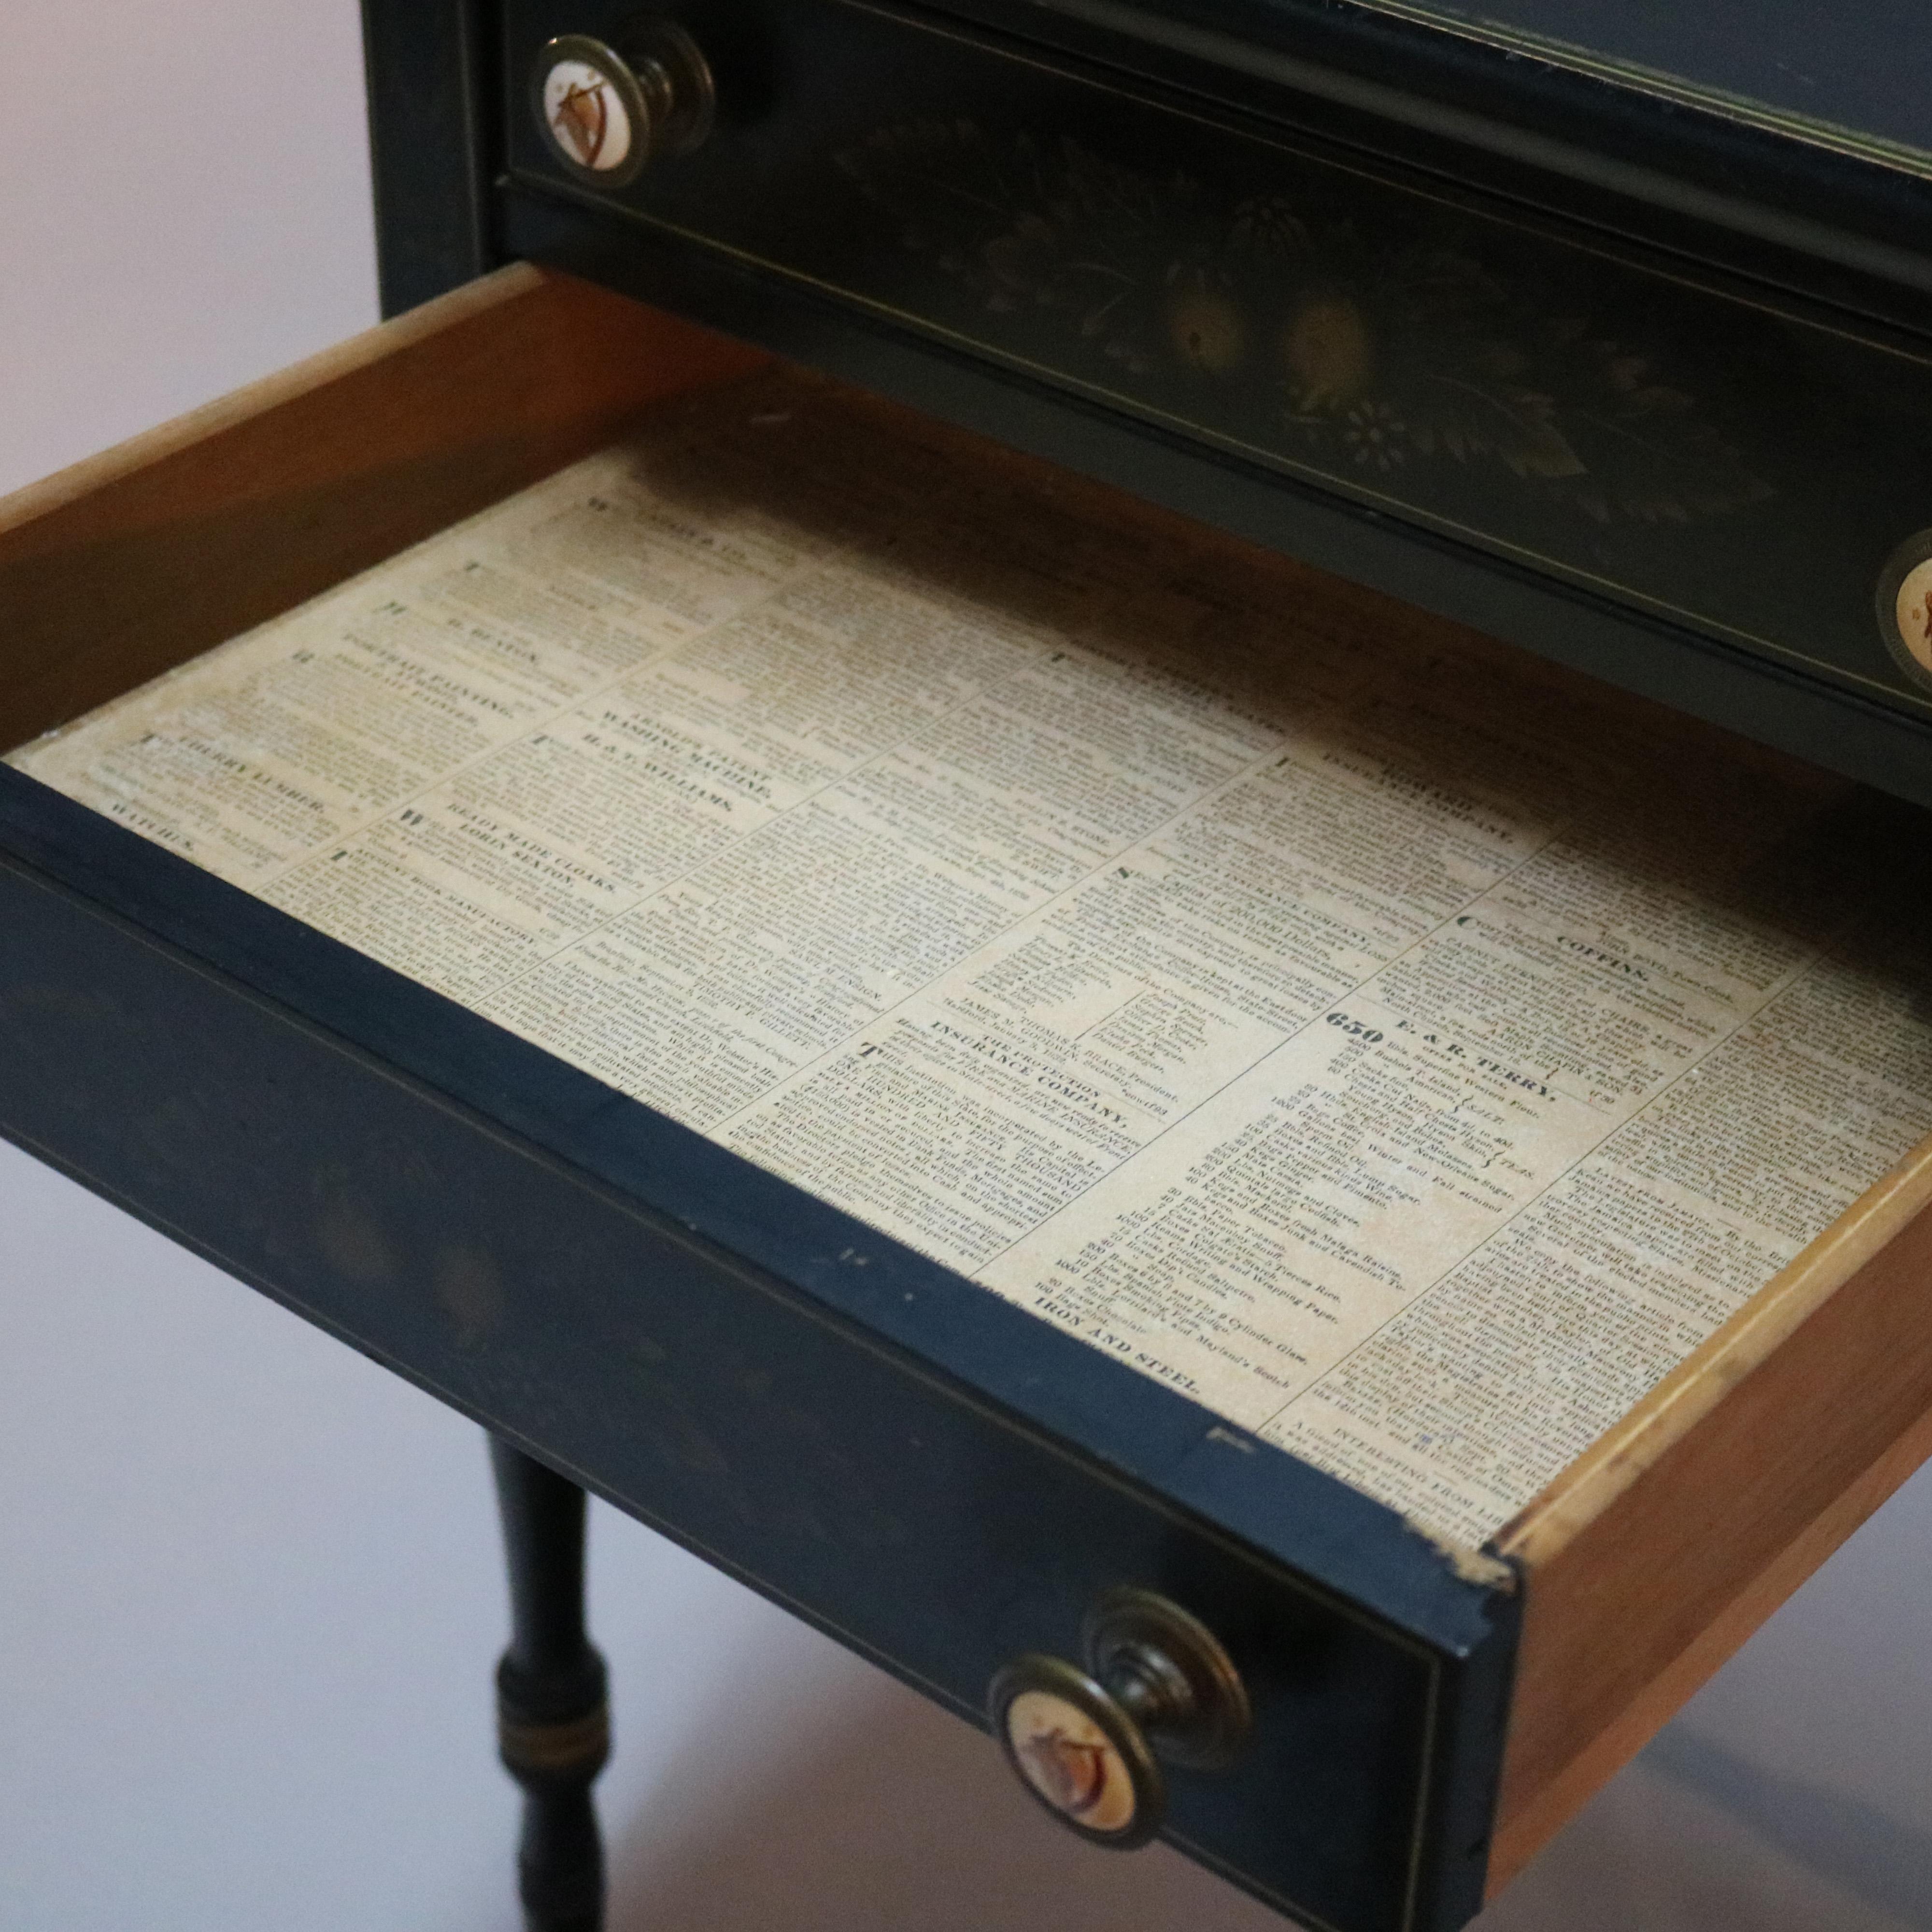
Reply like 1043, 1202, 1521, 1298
1165, 267, 1249, 375
840, 121, 1773, 525
1281, 294, 1376, 412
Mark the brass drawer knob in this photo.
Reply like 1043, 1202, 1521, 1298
530, 20, 716, 187
988, 1587, 1250, 1848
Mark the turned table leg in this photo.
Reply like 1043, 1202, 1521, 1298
490, 1436, 611, 1932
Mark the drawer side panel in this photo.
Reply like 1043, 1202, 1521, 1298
1489, 1197, 1932, 1888
0, 268, 763, 753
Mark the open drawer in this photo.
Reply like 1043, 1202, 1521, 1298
6, 262, 1932, 1931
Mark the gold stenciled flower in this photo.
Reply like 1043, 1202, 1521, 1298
1344, 401, 1408, 469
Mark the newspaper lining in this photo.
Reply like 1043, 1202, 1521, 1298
16, 373, 1932, 1549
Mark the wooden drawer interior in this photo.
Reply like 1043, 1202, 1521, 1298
0, 265, 767, 755
6, 261, 1932, 1906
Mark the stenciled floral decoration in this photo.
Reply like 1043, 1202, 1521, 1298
837, 121, 1773, 527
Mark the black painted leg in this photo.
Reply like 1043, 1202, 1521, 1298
490, 1436, 610, 1932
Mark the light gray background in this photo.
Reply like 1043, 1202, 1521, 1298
3, 3, 1930, 1926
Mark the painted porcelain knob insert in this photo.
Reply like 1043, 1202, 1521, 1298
987, 1588, 1250, 1848
1879, 528, 1932, 688
530, 22, 715, 187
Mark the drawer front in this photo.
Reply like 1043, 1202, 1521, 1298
502, 0, 1932, 736
0, 833, 1498, 1932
